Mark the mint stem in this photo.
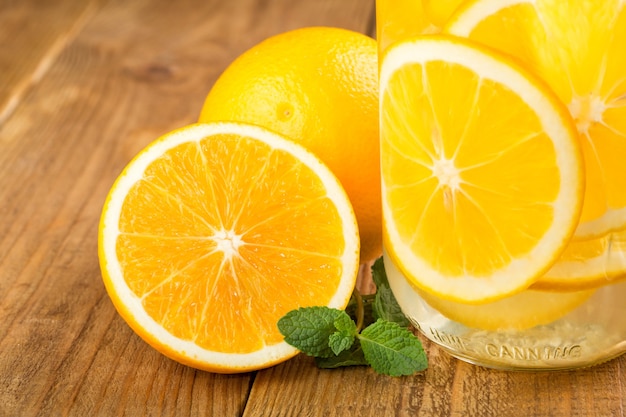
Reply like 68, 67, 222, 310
353, 288, 365, 333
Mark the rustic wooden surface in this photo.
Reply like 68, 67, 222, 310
1, 0, 625, 416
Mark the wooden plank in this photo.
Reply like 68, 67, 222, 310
0, 0, 375, 415
246, 341, 626, 416
0, 0, 104, 123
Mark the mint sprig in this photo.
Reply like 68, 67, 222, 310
277, 257, 428, 376
371, 258, 411, 327
277, 306, 346, 358
359, 319, 427, 376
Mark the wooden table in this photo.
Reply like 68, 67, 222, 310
1, 0, 625, 415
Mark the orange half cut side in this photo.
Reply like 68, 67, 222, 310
98, 122, 360, 373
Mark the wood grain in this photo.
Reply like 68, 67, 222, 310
243, 347, 626, 417
0, 0, 105, 123
0, 0, 375, 416
1, 0, 625, 416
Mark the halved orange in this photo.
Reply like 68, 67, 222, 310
98, 122, 360, 373
446, 0, 626, 239
380, 36, 583, 303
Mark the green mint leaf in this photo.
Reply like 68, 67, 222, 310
358, 319, 428, 377
345, 292, 376, 329
276, 257, 430, 376
371, 256, 388, 288
334, 310, 358, 334
371, 258, 410, 327
277, 307, 351, 358
374, 284, 411, 327
315, 342, 368, 368
329, 332, 355, 355
328, 313, 358, 355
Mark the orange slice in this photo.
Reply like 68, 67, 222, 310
380, 36, 583, 303
446, 0, 626, 238
422, 0, 467, 29
533, 228, 626, 291
98, 122, 360, 373
385, 255, 595, 331
376, 0, 466, 52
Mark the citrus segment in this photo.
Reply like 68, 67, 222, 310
385, 256, 595, 331
99, 122, 360, 373
533, 228, 626, 291
446, 0, 626, 238
380, 36, 583, 303
198, 27, 381, 263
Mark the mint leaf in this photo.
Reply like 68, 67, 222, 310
277, 307, 347, 358
315, 342, 368, 368
329, 332, 355, 356
370, 256, 388, 288
345, 291, 376, 328
329, 313, 357, 355
334, 311, 358, 334
371, 258, 410, 327
374, 285, 410, 327
277, 257, 429, 376
358, 319, 427, 377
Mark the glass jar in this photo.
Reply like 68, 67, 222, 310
385, 253, 626, 370
377, 0, 626, 370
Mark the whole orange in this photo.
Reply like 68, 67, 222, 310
199, 27, 381, 263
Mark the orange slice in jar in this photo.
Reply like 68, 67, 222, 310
380, 36, 583, 303
446, 0, 626, 239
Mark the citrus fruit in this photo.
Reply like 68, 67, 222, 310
418, 286, 595, 331
98, 122, 360, 373
446, 0, 626, 239
533, 227, 626, 291
377, 0, 466, 53
198, 27, 381, 263
380, 36, 583, 303
422, 0, 466, 29
385, 256, 595, 331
